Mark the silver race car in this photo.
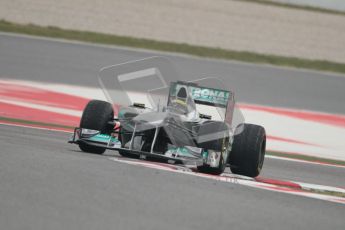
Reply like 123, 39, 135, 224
69, 57, 266, 177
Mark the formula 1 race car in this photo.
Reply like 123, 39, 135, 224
69, 57, 266, 177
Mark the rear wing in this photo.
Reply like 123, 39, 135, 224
168, 81, 235, 123
190, 85, 233, 108
98, 56, 243, 132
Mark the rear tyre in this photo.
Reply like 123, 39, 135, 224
79, 100, 114, 154
229, 124, 266, 177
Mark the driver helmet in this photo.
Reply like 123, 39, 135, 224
175, 87, 188, 105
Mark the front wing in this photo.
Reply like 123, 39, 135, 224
68, 128, 205, 167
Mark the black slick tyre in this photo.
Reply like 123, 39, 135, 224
79, 100, 114, 154
229, 123, 266, 177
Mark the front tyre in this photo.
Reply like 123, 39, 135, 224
79, 100, 114, 154
229, 124, 266, 177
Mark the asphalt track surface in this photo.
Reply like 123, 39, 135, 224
1, 125, 344, 230
1, 33, 345, 229
0, 33, 345, 115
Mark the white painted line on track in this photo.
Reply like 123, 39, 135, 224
2, 78, 345, 164
1, 121, 344, 204
0, 121, 73, 133
3, 78, 345, 161
0, 78, 107, 101
108, 156, 345, 205
0, 98, 82, 117
296, 182, 345, 194
265, 155, 345, 169
1, 121, 344, 169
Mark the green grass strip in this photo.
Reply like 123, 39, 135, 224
239, 0, 345, 16
1, 20, 345, 74
306, 189, 345, 198
0, 116, 74, 130
267, 151, 345, 166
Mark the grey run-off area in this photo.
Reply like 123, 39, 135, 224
0, 0, 345, 62
274, 0, 345, 11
